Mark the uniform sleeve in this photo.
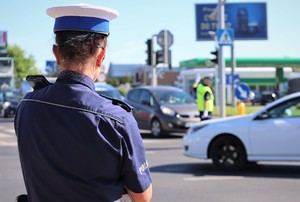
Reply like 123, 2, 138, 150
119, 114, 152, 193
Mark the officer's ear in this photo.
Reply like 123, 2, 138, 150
96, 48, 106, 67
52, 45, 60, 65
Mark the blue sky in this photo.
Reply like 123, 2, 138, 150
1, 0, 299, 73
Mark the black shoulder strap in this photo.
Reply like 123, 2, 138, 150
100, 94, 133, 112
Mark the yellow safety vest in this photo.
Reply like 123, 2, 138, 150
196, 83, 214, 111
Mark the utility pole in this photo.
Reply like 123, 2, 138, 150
218, 0, 226, 118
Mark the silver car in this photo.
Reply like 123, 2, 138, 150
125, 86, 199, 138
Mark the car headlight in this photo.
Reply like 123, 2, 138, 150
160, 106, 176, 116
187, 124, 208, 134
3, 101, 11, 109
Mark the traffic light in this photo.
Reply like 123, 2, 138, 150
145, 39, 153, 66
155, 49, 172, 68
156, 50, 164, 65
210, 49, 218, 65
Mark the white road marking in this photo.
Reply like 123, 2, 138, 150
0, 134, 14, 138
184, 176, 244, 181
143, 139, 167, 144
146, 151, 156, 154
0, 140, 17, 146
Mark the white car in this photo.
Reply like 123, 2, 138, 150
183, 92, 300, 170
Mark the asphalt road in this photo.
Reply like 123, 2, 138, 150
1, 118, 300, 202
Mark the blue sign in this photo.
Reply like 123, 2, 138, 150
195, 2, 268, 41
217, 28, 234, 46
45, 60, 58, 73
226, 74, 239, 85
235, 83, 251, 101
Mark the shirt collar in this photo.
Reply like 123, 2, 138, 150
56, 70, 95, 91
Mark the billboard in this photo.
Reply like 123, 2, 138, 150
0, 57, 13, 76
0, 31, 7, 48
0, 57, 14, 88
45, 60, 58, 73
195, 2, 268, 41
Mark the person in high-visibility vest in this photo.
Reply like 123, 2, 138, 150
196, 74, 214, 121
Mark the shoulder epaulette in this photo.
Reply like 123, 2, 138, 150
100, 94, 133, 112
26, 75, 52, 91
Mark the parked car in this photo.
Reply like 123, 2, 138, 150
0, 89, 22, 118
94, 83, 124, 100
125, 86, 199, 137
260, 91, 277, 105
183, 92, 300, 170
251, 90, 277, 105
251, 90, 261, 105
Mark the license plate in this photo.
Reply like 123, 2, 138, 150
185, 122, 196, 128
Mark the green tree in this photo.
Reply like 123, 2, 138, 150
292, 66, 300, 72
106, 78, 120, 86
121, 75, 133, 84
6, 45, 40, 88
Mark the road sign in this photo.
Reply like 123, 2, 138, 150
45, 60, 58, 73
235, 83, 251, 101
0, 31, 7, 48
217, 29, 234, 46
226, 74, 239, 85
98, 73, 106, 82
157, 30, 173, 48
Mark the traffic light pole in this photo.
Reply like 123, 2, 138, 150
218, 0, 226, 118
231, 43, 236, 107
163, 30, 169, 69
151, 35, 157, 86
208, 31, 220, 111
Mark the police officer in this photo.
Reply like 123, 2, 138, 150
14, 4, 152, 202
196, 74, 214, 121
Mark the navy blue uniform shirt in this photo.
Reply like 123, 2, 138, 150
15, 71, 152, 202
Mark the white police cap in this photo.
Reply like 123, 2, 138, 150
204, 73, 213, 80
46, 4, 119, 35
